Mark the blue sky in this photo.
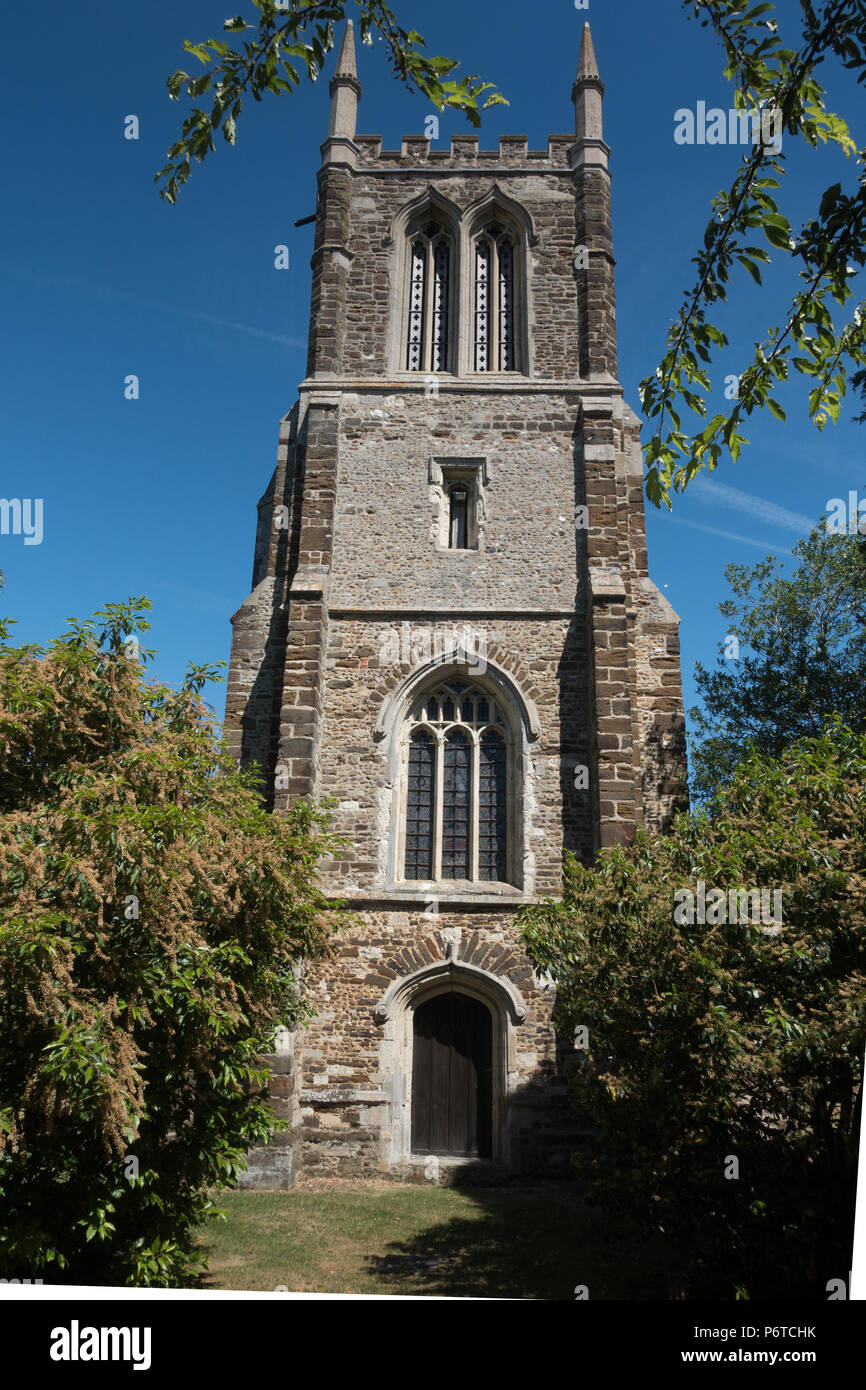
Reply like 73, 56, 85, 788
1, 0, 863, 745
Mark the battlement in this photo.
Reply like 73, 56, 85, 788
353, 133, 578, 169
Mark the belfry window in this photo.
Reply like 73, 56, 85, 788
474, 223, 516, 372
406, 222, 452, 373
402, 679, 511, 884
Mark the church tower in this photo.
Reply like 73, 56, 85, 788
226, 22, 687, 1186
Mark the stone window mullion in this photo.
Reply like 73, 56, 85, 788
407, 240, 426, 372
433, 731, 444, 880
498, 238, 514, 371
490, 239, 500, 372
422, 241, 435, 373
431, 238, 450, 372
470, 732, 480, 881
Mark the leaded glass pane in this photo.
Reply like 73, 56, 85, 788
442, 696, 455, 722
475, 239, 490, 371
442, 732, 471, 879
406, 241, 426, 371
477, 697, 489, 722
479, 731, 507, 881
405, 731, 435, 879
498, 238, 515, 371
432, 240, 450, 372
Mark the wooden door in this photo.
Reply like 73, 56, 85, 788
411, 993, 493, 1157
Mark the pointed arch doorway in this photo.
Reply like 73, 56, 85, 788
374, 958, 527, 1172
411, 992, 493, 1158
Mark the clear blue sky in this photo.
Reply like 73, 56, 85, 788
1, 1, 863, 744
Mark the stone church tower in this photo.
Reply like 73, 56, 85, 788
226, 22, 687, 1186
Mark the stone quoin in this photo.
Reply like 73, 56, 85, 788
225, 20, 688, 1186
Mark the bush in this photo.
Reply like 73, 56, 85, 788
520, 722, 865, 1298
0, 600, 339, 1286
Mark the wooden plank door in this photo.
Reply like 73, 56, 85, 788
411, 993, 493, 1157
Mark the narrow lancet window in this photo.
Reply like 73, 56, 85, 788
406, 240, 426, 372
432, 241, 450, 372
473, 225, 518, 372
479, 731, 507, 881
474, 239, 491, 371
498, 238, 515, 371
442, 731, 471, 879
406, 223, 452, 373
405, 730, 435, 879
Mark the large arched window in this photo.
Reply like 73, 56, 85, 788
406, 221, 452, 373
402, 679, 511, 884
473, 221, 516, 372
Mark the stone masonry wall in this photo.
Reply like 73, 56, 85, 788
317, 617, 592, 897
296, 906, 584, 1181
329, 389, 582, 611
340, 155, 583, 382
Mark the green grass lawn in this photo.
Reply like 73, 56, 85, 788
197, 1181, 666, 1299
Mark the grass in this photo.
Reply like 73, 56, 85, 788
197, 1180, 667, 1299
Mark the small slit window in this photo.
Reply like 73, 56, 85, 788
449, 485, 469, 549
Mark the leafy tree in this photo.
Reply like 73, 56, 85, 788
641, 0, 866, 506
158, 4, 866, 509
689, 521, 866, 803
0, 599, 340, 1286
520, 722, 865, 1299
156, 0, 506, 203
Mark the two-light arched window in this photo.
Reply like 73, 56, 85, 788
403, 208, 524, 376
404, 679, 509, 883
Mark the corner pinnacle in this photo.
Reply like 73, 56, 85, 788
335, 19, 357, 79
576, 22, 600, 83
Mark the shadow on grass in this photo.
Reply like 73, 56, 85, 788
363, 1179, 670, 1300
